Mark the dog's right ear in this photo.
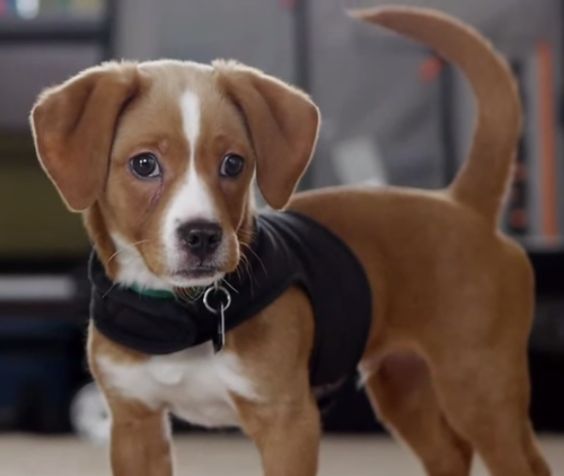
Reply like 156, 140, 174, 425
30, 62, 139, 212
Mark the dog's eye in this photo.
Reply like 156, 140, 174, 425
219, 154, 244, 178
129, 153, 161, 179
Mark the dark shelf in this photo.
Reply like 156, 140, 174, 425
0, 17, 108, 44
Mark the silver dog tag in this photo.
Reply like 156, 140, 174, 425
203, 284, 231, 352
216, 304, 226, 352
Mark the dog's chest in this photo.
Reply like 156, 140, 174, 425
97, 343, 257, 428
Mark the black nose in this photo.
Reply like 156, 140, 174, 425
178, 220, 223, 259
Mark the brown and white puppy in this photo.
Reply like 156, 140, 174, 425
30, 7, 550, 476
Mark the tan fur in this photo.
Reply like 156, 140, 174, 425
90, 336, 173, 476
31, 62, 140, 212
30, 6, 550, 476
213, 60, 321, 209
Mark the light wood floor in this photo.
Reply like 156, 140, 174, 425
0, 434, 562, 475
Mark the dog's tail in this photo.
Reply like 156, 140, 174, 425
351, 6, 522, 226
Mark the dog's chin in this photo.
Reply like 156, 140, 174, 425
168, 268, 225, 289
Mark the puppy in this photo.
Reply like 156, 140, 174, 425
30, 6, 550, 476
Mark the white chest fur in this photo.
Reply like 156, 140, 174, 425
97, 343, 258, 428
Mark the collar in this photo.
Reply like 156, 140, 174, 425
89, 252, 221, 353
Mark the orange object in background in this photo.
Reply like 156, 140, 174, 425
419, 56, 444, 83
537, 41, 559, 241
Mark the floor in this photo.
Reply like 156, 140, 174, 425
0, 434, 562, 475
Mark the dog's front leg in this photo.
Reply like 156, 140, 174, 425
236, 394, 321, 476
107, 396, 173, 476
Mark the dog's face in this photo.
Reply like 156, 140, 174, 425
98, 62, 257, 287
30, 60, 320, 288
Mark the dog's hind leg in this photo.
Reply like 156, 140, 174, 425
426, 250, 550, 476
430, 345, 550, 476
362, 352, 473, 476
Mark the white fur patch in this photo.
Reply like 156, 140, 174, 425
171, 90, 217, 220
97, 343, 259, 428
181, 90, 201, 164
110, 232, 172, 291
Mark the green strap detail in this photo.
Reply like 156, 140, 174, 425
128, 283, 205, 301
129, 283, 176, 300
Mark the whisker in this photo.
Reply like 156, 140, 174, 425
173, 286, 205, 304
235, 250, 256, 294
221, 278, 239, 294
102, 282, 119, 299
240, 241, 267, 276
105, 239, 152, 267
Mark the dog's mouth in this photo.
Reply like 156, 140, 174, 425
179, 265, 217, 278
169, 266, 225, 288
163, 233, 240, 289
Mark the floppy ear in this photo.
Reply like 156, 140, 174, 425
213, 60, 320, 209
30, 62, 139, 212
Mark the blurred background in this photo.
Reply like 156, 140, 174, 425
0, 0, 563, 474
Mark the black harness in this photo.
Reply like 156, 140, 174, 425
90, 211, 372, 393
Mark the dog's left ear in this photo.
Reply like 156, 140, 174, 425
213, 60, 320, 209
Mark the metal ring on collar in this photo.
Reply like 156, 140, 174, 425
203, 285, 232, 314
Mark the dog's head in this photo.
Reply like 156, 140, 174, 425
30, 60, 320, 289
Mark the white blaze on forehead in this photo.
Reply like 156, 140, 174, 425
168, 89, 217, 221
181, 90, 200, 162
174, 89, 216, 220
163, 89, 219, 271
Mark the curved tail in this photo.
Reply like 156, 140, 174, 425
351, 6, 522, 225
